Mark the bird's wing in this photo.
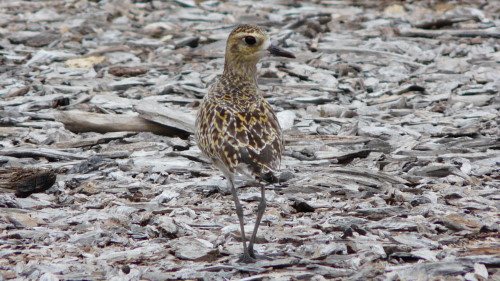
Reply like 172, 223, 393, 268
199, 98, 282, 180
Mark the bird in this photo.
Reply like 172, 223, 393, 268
195, 24, 295, 263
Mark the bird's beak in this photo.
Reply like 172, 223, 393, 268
267, 44, 295, 59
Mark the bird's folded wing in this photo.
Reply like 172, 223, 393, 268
199, 100, 282, 177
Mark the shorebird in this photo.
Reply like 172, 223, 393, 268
195, 24, 295, 262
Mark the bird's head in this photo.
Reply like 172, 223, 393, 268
224, 25, 295, 76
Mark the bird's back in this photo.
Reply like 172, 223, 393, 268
195, 75, 283, 182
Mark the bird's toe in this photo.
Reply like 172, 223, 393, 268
237, 252, 257, 263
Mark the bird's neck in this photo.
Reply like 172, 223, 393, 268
222, 57, 258, 85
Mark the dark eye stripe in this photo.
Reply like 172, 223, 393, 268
244, 36, 257, 45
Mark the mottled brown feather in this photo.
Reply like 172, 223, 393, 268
195, 25, 284, 181
194, 24, 295, 263
196, 76, 283, 181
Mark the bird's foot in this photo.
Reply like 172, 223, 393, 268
237, 252, 257, 263
236, 253, 273, 263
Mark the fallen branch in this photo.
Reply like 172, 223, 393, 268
399, 28, 500, 39
317, 46, 424, 68
55, 110, 188, 137
134, 100, 196, 134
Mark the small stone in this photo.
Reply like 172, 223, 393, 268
169, 237, 218, 261
66, 56, 107, 68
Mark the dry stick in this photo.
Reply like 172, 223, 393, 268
317, 47, 425, 68
55, 110, 183, 136
134, 100, 195, 134
0, 148, 88, 161
399, 28, 500, 39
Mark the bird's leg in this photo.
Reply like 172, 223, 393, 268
247, 184, 266, 256
229, 177, 255, 263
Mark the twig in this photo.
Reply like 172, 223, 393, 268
317, 46, 424, 68
399, 28, 500, 39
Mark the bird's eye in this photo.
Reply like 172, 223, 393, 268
244, 36, 257, 45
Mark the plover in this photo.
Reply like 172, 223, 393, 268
195, 24, 295, 262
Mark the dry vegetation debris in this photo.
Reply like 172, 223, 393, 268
0, 0, 499, 280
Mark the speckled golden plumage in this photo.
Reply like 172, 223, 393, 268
196, 71, 283, 181
195, 24, 295, 262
